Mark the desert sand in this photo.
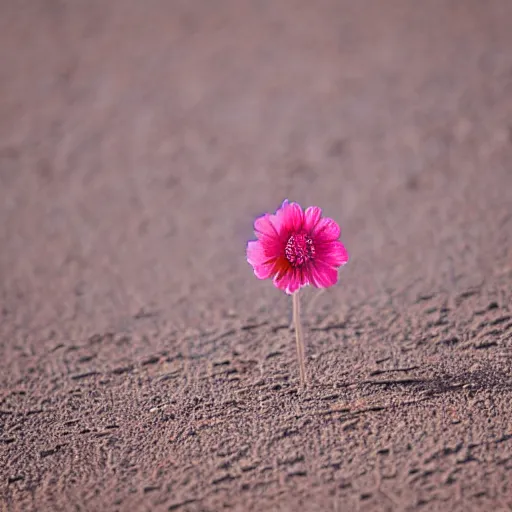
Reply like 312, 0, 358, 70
1, 1, 512, 510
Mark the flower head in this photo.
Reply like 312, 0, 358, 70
247, 200, 348, 294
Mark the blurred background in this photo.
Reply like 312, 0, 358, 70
1, 1, 512, 509
1, 0, 511, 339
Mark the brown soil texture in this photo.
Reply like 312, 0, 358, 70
1, 1, 512, 511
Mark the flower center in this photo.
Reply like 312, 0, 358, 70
285, 233, 315, 267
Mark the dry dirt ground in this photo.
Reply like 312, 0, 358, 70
1, 1, 512, 511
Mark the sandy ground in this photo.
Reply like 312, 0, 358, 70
1, 1, 512, 510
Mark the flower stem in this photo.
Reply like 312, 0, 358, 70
292, 290, 307, 389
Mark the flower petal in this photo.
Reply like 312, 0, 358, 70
303, 206, 322, 233
254, 213, 279, 239
315, 240, 349, 268
247, 240, 287, 280
273, 266, 292, 293
312, 217, 341, 242
253, 261, 277, 280
278, 199, 290, 211
266, 199, 288, 234
273, 267, 308, 294
309, 260, 339, 288
282, 201, 304, 233
246, 240, 267, 267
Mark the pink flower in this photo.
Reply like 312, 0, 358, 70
247, 200, 349, 294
